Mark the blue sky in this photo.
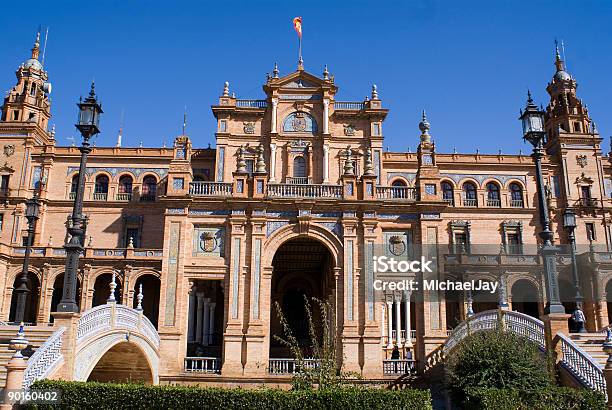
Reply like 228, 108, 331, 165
1, 1, 610, 154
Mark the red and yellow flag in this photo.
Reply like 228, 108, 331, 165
293, 17, 302, 38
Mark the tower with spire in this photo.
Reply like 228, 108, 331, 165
542, 41, 604, 212
544, 41, 593, 141
1, 31, 52, 135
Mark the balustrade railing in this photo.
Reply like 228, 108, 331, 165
236, 99, 267, 108
383, 359, 416, 375
462, 198, 477, 207
334, 101, 365, 110
22, 327, 66, 390
267, 183, 342, 198
376, 186, 416, 200
189, 182, 233, 196
184, 357, 221, 373
76, 303, 160, 348
115, 193, 132, 201
510, 199, 524, 208
553, 333, 606, 396
486, 199, 501, 207
268, 358, 321, 374
443, 310, 545, 354
93, 192, 108, 201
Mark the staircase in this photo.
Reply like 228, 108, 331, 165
0, 324, 56, 388
569, 332, 608, 369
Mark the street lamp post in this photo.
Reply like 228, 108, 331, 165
57, 82, 102, 313
519, 91, 565, 315
563, 208, 586, 332
13, 192, 41, 323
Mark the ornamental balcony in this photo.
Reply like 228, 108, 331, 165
334, 101, 365, 110
267, 183, 343, 199
189, 182, 233, 196
235, 99, 267, 108
376, 186, 416, 200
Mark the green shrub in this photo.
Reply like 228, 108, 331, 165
445, 328, 554, 402
28, 380, 433, 410
463, 387, 606, 410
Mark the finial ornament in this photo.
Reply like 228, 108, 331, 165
31, 30, 41, 59
603, 327, 612, 363
323, 65, 329, 80
107, 271, 117, 302
128, 236, 134, 248
419, 110, 431, 142
136, 284, 143, 311
236, 146, 247, 173
363, 147, 375, 176
223, 81, 229, 97
273, 62, 279, 79
371, 84, 378, 100
255, 144, 267, 173
298, 55, 304, 71
8, 323, 28, 359
343, 146, 355, 176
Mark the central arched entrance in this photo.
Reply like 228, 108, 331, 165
269, 237, 336, 359
87, 342, 153, 384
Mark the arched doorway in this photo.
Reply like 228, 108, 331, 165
92, 273, 122, 307
50, 273, 82, 322
87, 342, 153, 384
270, 237, 335, 359
9, 272, 40, 324
132, 275, 160, 328
511, 279, 540, 319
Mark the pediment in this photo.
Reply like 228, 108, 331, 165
269, 69, 334, 91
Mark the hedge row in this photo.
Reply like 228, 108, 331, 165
463, 387, 606, 410
29, 380, 432, 410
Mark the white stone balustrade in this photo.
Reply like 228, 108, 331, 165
376, 186, 416, 200
22, 327, 65, 390
189, 182, 233, 196
267, 183, 342, 198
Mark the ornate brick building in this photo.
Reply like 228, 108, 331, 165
0, 34, 611, 384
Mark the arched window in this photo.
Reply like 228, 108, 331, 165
70, 174, 79, 199
462, 182, 477, 207
442, 181, 454, 205
486, 182, 501, 207
292, 156, 307, 183
390, 179, 409, 199
118, 175, 133, 201
141, 175, 157, 201
94, 175, 109, 200
509, 183, 523, 207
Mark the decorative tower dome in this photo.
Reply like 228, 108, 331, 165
552, 41, 571, 82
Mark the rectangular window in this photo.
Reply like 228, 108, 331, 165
125, 228, 140, 248
12, 111, 19, 121
453, 232, 469, 253
507, 233, 522, 254
219, 120, 227, 132
372, 123, 381, 136
586, 223, 596, 242
1, 175, 9, 194
245, 159, 254, 176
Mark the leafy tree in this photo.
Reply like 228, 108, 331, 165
446, 328, 554, 402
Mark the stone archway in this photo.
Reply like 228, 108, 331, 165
74, 332, 159, 384
87, 341, 153, 384
511, 279, 540, 319
9, 272, 40, 324
132, 275, 160, 328
92, 273, 122, 307
50, 274, 82, 322
269, 237, 336, 359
